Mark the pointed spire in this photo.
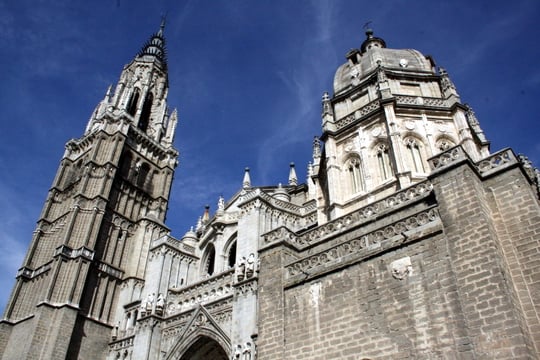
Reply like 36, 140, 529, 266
288, 163, 298, 186
322, 91, 333, 117
312, 136, 321, 160
136, 19, 168, 70
243, 167, 251, 188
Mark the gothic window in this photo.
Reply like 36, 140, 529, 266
119, 152, 133, 180
127, 88, 140, 116
376, 143, 393, 181
136, 163, 150, 188
435, 138, 455, 152
204, 245, 216, 276
227, 240, 237, 268
404, 138, 425, 173
139, 92, 153, 132
345, 157, 365, 194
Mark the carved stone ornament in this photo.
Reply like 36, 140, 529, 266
390, 256, 412, 280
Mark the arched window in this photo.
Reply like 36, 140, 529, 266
127, 88, 140, 116
119, 152, 133, 180
139, 92, 153, 132
136, 163, 150, 188
204, 245, 216, 276
404, 138, 425, 173
227, 241, 237, 268
435, 138, 455, 152
376, 143, 393, 181
345, 157, 364, 194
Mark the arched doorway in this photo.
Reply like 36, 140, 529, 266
179, 336, 228, 360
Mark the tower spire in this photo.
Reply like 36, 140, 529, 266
136, 20, 168, 69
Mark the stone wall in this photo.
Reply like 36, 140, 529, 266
257, 148, 540, 359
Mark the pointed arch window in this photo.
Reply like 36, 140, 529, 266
227, 240, 237, 269
139, 92, 153, 132
345, 157, 365, 194
436, 138, 455, 152
376, 143, 393, 181
405, 138, 425, 173
136, 163, 150, 189
119, 152, 133, 180
127, 88, 140, 116
204, 245, 216, 276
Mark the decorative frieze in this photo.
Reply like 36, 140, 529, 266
285, 208, 440, 282
54, 244, 94, 261
263, 180, 433, 249
168, 269, 234, 315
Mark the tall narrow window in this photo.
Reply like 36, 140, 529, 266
119, 152, 133, 180
205, 245, 216, 276
346, 157, 364, 194
137, 163, 150, 188
127, 89, 140, 116
376, 143, 393, 181
139, 92, 153, 132
227, 241, 237, 268
405, 138, 425, 173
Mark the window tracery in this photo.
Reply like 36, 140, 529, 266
375, 143, 393, 181
404, 137, 425, 173
435, 138, 455, 152
345, 156, 365, 194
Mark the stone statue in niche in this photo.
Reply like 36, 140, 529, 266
246, 253, 256, 278
236, 257, 246, 282
155, 293, 165, 315
145, 293, 155, 314
390, 256, 412, 280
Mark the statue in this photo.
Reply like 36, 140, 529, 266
145, 293, 155, 314
236, 257, 246, 282
155, 293, 165, 315
246, 253, 255, 278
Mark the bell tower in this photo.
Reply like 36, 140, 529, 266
310, 29, 490, 223
0, 21, 179, 359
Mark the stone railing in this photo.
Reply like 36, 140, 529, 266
428, 145, 467, 171
476, 148, 516, 176
395, 95, 447, 108
285, 207, 440, 281
167, 269, 235, 315
263, 180, 433, 249
429, 146, 518, 178
335, 100, 380, 130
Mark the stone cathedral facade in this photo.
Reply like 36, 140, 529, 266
1, 24, 540, 359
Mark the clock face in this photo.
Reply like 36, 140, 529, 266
399, 58, 409, 68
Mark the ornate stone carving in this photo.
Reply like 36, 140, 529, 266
263, 180, 433, 249
390, 256, 413, 280
286, 208, 440, 279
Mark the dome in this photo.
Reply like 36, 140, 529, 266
333, 31, 435, 96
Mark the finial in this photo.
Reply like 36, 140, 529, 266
243, 167, 251, 188
288, 162, 298, 186
312, 136, 321, 159
202, 205, 210, 223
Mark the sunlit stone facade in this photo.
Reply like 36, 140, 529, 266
1, 26, 540, 360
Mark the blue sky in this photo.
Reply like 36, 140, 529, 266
1, 0, 539, 313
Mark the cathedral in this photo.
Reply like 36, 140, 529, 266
1, 22, 540, 359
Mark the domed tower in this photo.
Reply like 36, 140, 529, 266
0, 21, 179, 359
311, 29, 490, 223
